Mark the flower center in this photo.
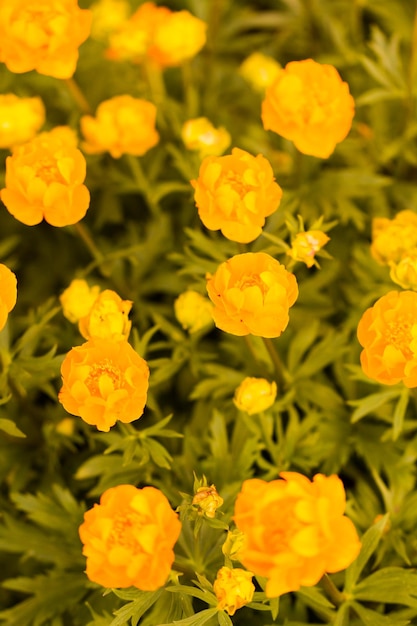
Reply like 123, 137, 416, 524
107, 509, 145, 554
34, 157, 65, 184
384, 316, 413, 355
236, 273, 267, 294
85, 359, 123, 396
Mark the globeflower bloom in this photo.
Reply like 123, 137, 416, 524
181, 117, 231, 159
60, 279, 101, 323
371, 210, 417, 266
0, 126, 90, 227
81, 95, 159, 158
234, 377, 277, 415
287, 230, 330, 268
262, 59, 354, 158
0, 0, 92, 79
239, 52, 281, 93
357, 290, 417, 387
78, 289, 132, 341
192, 148, 283, 244
58, 338, 150, 431
90, 0, 129, 41
79, 484, 181, 590
206, 252, 298, 337
0, 94, 45, 149
213, 567, 255, 616
174, 290, 213, 334
0, 264, 17, 332
234, 473, 361, 598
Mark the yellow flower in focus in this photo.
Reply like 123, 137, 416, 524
262, 59, 354, 158
192, 485, 223, 518
0, 0, 92, 79
78, 289, 132, 341
181, 118, 231, 158
60, 279, 101, 324
0, 94, 45, 149
58, 338, 150, 431
174, 290, 213, 334
192, 148, 283, 244
234, 377, 277, 415
90, 0, 129, 41
0, 264, 17, 332
390, 252, 417, 290
234, 473, 361, 597
222, 528, 246, 562
239, 52, 281, 93
213, 567, 255, 616
371, 210, 417, 266
0, 126, 90, 227
79, 484, 181, 590
81, 95, 159, 159
287, 230, 330, 268
207, 252, 298, 338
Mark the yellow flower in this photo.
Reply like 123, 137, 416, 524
239, 52, 281, 93
0, 264, 17, 332
233, 377, 277, 415
90, 0, 129, 41
371, 210, 417, 266
192, 148, 283, 244
287, 230, 330, 268
78, 289, 132, 341
0, 126, 90, 227
81, 95, 159, 159
213, 567, 255, 616
390, 252, 417, 290
0, 94, 45, 149
60, 279, 101, 324
174, 290, 213, 334
0, 0, 92, 79
181, 118, 231, 159
262, 59, 354, 158
192, 485, 224, 518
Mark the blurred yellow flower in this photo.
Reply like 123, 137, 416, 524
78, 289, 132, 341
213, 567, 255, 616
234, 377, 277, 415
0, 0, 92, 79
222, 528, 246, 562
60, 279, 101, 324
390, 253, 417, 290
181, 117, 231, 158
287, 230, 330, 268
1, 126, 90, 227
371, 210, 417, 266
81, 95, 159, 158
239, 52, 281, 93
174, 290, 213, 334
0, 94, 45, 149
90, 0, 129, 41
192, 485, 223, 518
0, 264, 17, 332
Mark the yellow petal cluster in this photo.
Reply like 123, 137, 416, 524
81, 95, 159, 159
234, 472, 361, 597
174, 290, 213, 334
79, 289, 132, 341
233, 377, 277, 415
0, 264, 17, 332
60, 279, 101, 324
192, 148, 283, 244
287, 230, 330, 268
213, 567, 255, 616
371, 210, 417, 266
0, 0, 92, 79
239, 52, 281, 93
181, 118, 231, 159
262, 59, 354, 158
0, 94, 45, 150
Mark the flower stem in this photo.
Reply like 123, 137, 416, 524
320, 573, 346, 608
64, 77, 92, 114
125, 154, 160, 216
73, 222, 111, 277
262, 337, 288, 389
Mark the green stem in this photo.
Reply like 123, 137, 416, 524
64, 77, 92, 114
320, 573, 346, 608
72, 222, 111, 277
125, 154, 160, 216
262, 337, 287, 390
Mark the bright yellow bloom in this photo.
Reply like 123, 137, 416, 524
181, 118, 231, 159
174, 290, 213, 334
60, 279, 101, 324
357, 290, 417, 387
262, 59, 354, 158
0, 0, 92, 79
192, 485, 223, 518
78, 289, 132, 341
390, 252, 417, 290
213, 567, 255, 616
287, 230, 330, 268
234, 473, 361, 598
192, 148, 283, 244
0, 264, 17, 332
1, 126, 90, 227
239, 52, 281, 93
234, 377, 277, 415
59, 338, 150, 431
79, 484, 181, 590
81, 95, 159, 159
90, 0, 129, 41
0, 94, 45, 149
207, 252, 298, 338
371, 210, 417, 266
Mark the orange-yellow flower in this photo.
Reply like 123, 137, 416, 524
181, 117, 231, 159
78, 289, 132, 341
371, 210, 417, 266
262, 59, 354, 158
206, 252, 298, 337
60, 279, 101, 323
80, 95, 159, 159
357, 290, 417, 387
0, 94, 45, 149
0, 264, 17, 332
90, 0, 129, 41
174, 290, 213, 334
287, 230, 330, 268
234, 377, 277, 414
192, 148, 283, 244
1, 126, 90, 227
58, 338, 149, 432
239, 52, 281, 93
79, 484, 181, 590
213, 567, 255, 616
234, 473, 361, 598
0, 0, 92, 79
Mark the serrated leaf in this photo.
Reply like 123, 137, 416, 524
109, 590, 162, 626
351, 601, 410, 626
349, 389, 400, 423
353, 567, 417, 607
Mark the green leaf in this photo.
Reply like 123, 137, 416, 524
0, 417, 26, 438
344, 514, 390, 592
353, 567, 417, 607
109, 590, 162, 626
392, 387, 409, 440
349, 389, 400, 423
217, 611, 233, 626
351, 601, 410, 626
159, 608, 218, 626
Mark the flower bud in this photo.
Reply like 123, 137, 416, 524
234, 377, 277, 415
287, 230, 330, 268
239, 52, 281, 93
213, 566, 255, 616
60, 279, 101, 324
78, 289, 132, 341
181, 117, 231, 158
192, 484, 223, 518
390, 253, 417, 290
174, 290, 213, 334
0, 94, 45, 149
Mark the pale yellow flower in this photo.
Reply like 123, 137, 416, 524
239, 52, 281, 93
174, 290, 213, 334
233, 377, 277, 414
60, 279, 101, 324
